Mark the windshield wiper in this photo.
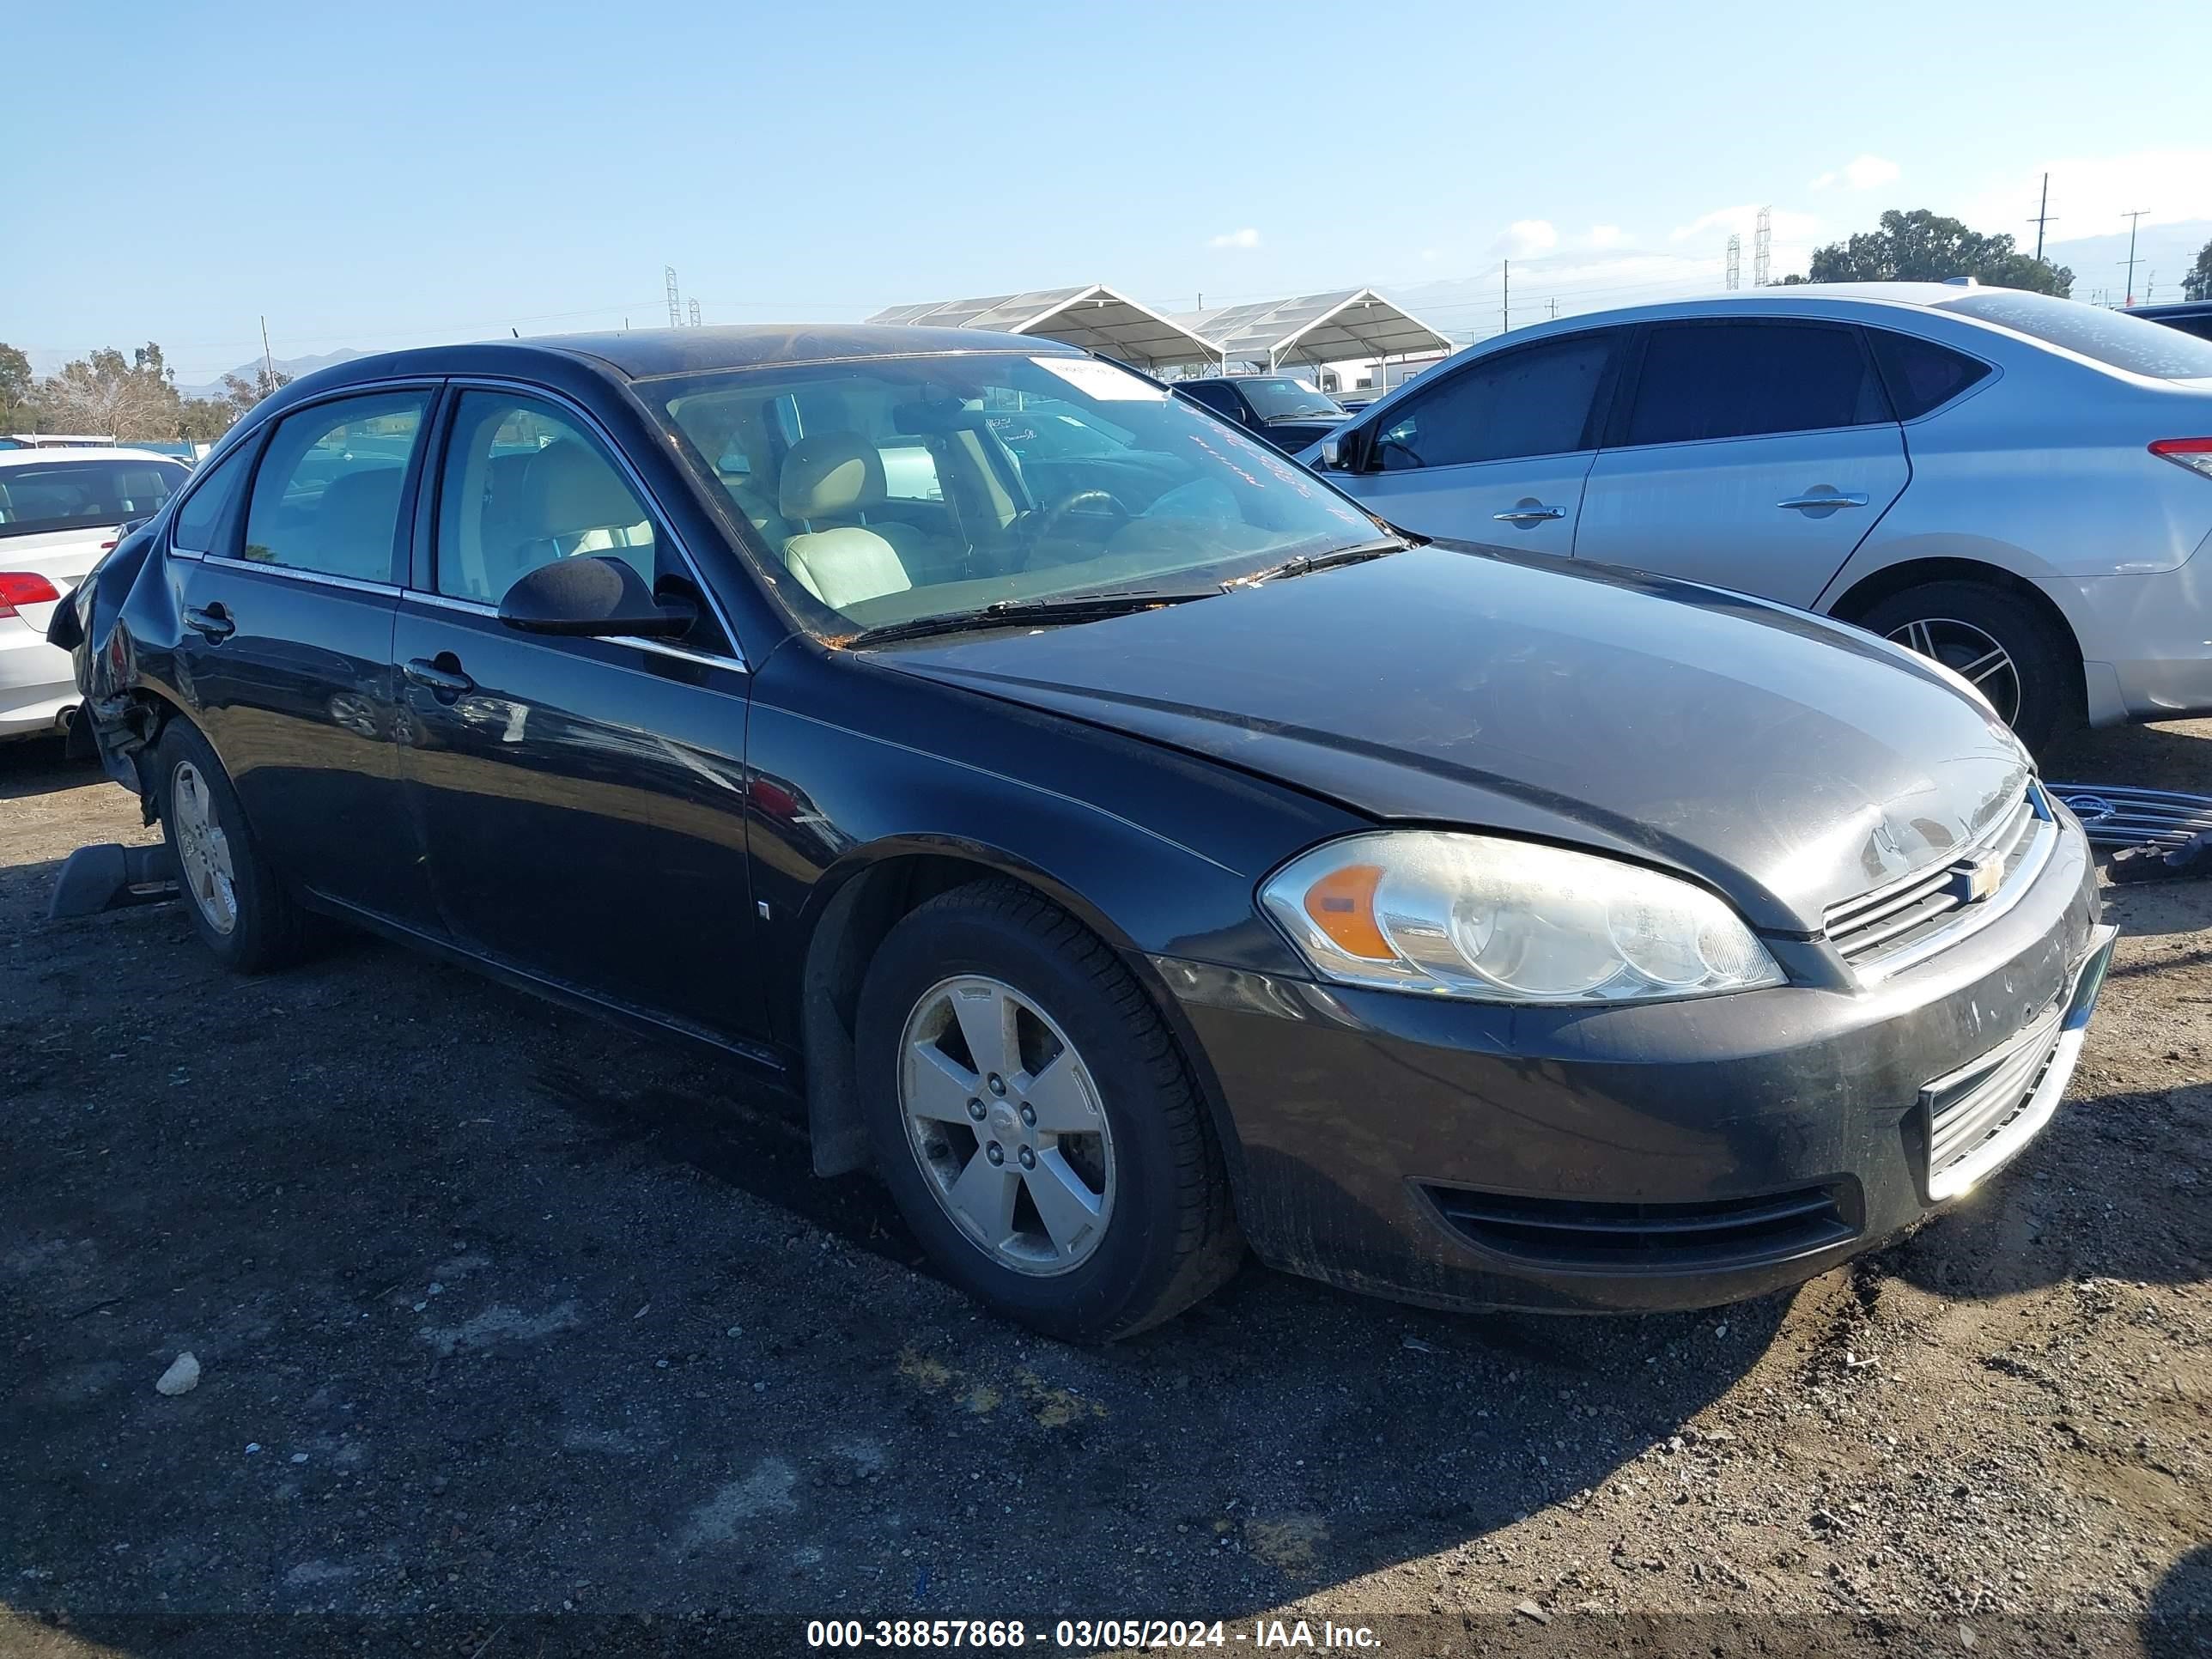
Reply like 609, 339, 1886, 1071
1224, 538, 1407, 590
843, 588, 1213, 647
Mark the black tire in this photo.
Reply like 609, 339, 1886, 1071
856, 879, 1243, 1342
152, 719, 311, 973
1857, 580, 2080, 755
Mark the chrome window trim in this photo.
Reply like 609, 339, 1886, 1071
402, 588, 746, 674
432, 375, 746, 672
201, 551, 403, 599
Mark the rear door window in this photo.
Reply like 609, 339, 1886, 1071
0, 458, 189, 539
1372, 331, 1617, 471
243, 392, 429, 580
1620, 321, 1890, 446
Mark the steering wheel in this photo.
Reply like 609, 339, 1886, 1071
1019, 487, 1133, 568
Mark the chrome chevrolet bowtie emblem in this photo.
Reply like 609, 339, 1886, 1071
1945, 850, 2005, 905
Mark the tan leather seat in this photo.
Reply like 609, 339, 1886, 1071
776, 433, 915, 609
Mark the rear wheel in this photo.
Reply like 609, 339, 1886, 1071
154, 720, 311, 972
1859, 580, 2079, 754
856, 880, 1242, 1341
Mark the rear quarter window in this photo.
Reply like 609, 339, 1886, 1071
1866, 330, 1993, 419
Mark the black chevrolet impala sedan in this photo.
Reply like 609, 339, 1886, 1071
55, 326, 2113, 1340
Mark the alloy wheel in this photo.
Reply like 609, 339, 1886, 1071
897, 975, 1115, 1275
1887, 617, 2022, 726
170, 760, 239, 935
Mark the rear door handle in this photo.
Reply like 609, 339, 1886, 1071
183, 602, 234, 641
1777, 490, 1870, 511
403, 655, 474, 697
1492, 503, 1567, 525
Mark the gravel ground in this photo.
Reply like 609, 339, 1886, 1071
2, 721, 2207, 1659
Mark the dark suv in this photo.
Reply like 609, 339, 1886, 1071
1172, 375, 1349, 453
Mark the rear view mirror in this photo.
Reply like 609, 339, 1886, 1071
498, 556, 697, 640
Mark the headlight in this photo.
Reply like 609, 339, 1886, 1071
1259, 831, 1784, 1004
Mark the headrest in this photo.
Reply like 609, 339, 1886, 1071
519, 441, 644, 538
779, 432, 885, 522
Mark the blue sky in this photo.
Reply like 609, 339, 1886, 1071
9, 0, 2211, 384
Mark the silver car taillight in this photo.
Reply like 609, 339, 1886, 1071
2149, 437, 2212, 481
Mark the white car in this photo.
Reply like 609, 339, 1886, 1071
2, 447, 191, 740
1301, 285, 2212, 750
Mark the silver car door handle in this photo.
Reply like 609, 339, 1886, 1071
1492, 504, 1567, 524
1777, 491, 1870, 511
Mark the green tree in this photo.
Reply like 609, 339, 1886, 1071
2185, 235, 2212, 302
1791, 209, 2073, 295
0, 342, 35, 432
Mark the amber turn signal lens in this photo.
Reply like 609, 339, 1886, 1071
1302, 863, 1394, 960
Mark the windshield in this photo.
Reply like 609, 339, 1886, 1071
651, 351, 1383, 634
1235, 377, 1346, 420
1937, 290, 2212, 380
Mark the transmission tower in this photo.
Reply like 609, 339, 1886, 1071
688, 298, 702, 326
1725, 234, 1741, 290
665, 266, 683, 329
1752, 208, 1772, 287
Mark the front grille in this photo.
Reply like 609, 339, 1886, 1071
1823, 787, 2052, 976
1421, 1182, 1858, 1271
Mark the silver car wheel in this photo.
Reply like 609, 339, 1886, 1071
170, 760, 240, 936
898, 975, 1115, 1276
1887, 617, 2022, 726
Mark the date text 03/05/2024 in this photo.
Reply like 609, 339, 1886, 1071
805, 1619, 1383, 1650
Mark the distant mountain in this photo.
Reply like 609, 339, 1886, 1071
176, 348, 370, 401
2040, 220, 2209, 306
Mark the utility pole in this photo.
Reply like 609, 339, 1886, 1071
1547, 298, 1559, 319
2119, 210, 2149, 307
2029, 172, 2056, 263
1501, 260, 1510, 334
259, 316, 275, 387
1753, 207, 1772, 287
1725, 234, 1741, 290
665, 266, 684, 329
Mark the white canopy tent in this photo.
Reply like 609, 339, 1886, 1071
866, 285, 1220, 371
1172, 289, 1455, 373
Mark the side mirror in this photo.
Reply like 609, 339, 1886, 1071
1317, 436, 1343, 470
498, 555, 697, 640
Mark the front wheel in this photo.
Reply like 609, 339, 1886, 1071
856, 880, 1242, 1341
1858, 580, 2079, 755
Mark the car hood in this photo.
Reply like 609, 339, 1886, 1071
870, 546, 2031, 933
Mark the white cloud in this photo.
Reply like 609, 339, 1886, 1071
1812, 155, 1901, 191
1207, 228, 1261, 250
1493, 219, 1559, 258
1583, 224, 1632, 249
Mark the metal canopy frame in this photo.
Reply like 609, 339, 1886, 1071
1176, 288, 1455, 372
866, 284, 1220, 369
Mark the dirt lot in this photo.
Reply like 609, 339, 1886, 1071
3, 722, 2208, 1658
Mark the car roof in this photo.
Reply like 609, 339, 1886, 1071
301, 324, 1079, 392
0, 446, 191, 469
2128, 300, 2212, 319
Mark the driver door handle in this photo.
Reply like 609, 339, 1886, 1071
184, 602, 234, 641
1492, 504, 1566, 525
403, 655, 474, 696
